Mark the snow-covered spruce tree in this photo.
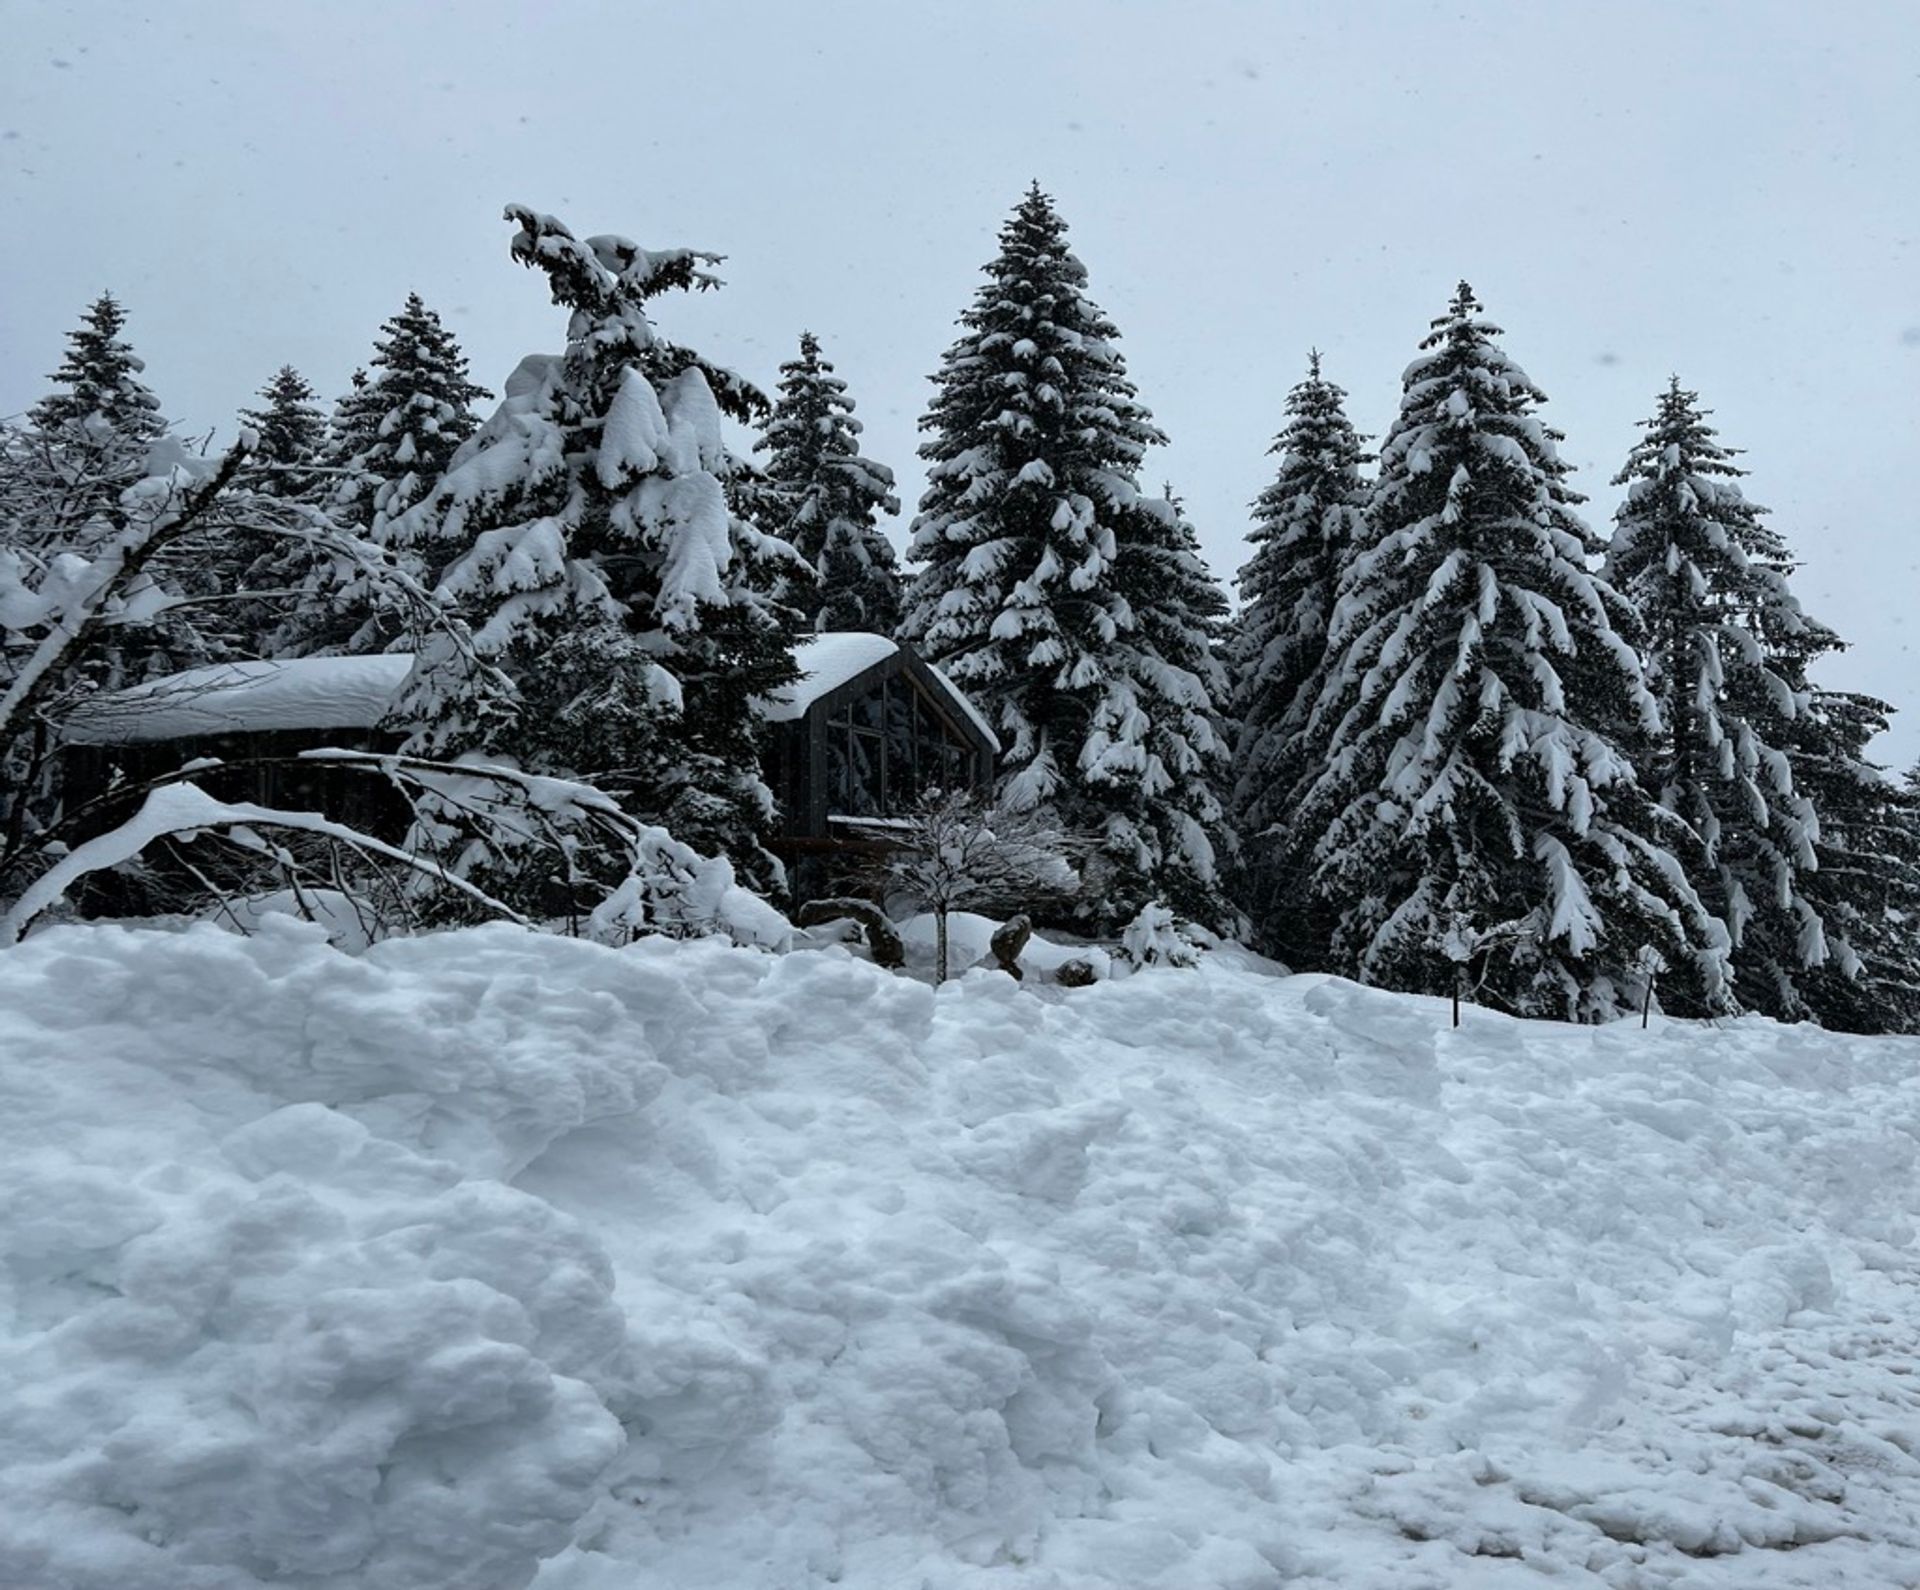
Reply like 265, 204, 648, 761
358, 294, 491, 536
315, 369, 382, 522
901, 184, 1233, 930
1299, 284, 1728, 1020
10, 298, 220, 687
1228, 353, 1372, 962
754, 331, 903, 634
270, 299, 491, 657
1603, 380, 1836, 1021
1787, 696, 1920, 1033
240, 366, 328, 500
386, 205, 799, 901
29, 292, 167, 442
1113, 484, 1235, 926
221, 366, 331, 653
22, 293, 170, 562
1742, 546, 1920, 1032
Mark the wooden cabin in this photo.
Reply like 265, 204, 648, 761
758, 633, 1000, 898
61, 634, 998, 903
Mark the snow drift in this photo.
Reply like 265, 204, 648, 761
4, 922, 1920, 1588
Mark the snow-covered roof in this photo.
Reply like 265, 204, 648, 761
760, 633, 900, 723
63, 634, 1001, 755
62, 655, 416, 745
762, 632, 999, 752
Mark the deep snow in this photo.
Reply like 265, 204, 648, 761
4, 922, 1920, 1588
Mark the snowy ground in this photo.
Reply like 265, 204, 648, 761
4, 922, 1920, 1588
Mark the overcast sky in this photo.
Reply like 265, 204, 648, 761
4, 1, 1917, 754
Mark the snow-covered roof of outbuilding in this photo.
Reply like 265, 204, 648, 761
762, 633, 999, 752
760, 633, 900, 722
62, 655, 416, 745
61, 634, 1001, 755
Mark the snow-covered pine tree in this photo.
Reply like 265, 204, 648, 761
23, 293, 170, 570
901, 184, 1232, 929
318, 369, 383, 525
1787, 693, 1920, 1033
251, 370, 383, 658
754, 331, 903, 634
386, 206, 798, 899
1229, 353, 1372, 962
1603, 380, 1841, 1021
1300, 285, 1729, 1020
1113, 484, 1235, 927
240, 366, 328, 501
269, 299, 491, 657
358, 294, 490, 538
11, 295, 217, 686
28, 292, 167, 442
226, 367, 330, 653
1742, 525, 1920, 1032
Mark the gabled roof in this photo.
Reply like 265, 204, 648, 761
762, 632, 1000, 753
61, 634, 1001, 754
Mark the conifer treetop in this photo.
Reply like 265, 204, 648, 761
1231, 351, 1372, 873
497, 205, 764, 427
241, 366, 328, 470
30, 292, 166, 440
755, 329, 901, 634
1605, 377, 1832, 1018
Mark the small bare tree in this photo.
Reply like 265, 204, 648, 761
848, 788, 1082, 982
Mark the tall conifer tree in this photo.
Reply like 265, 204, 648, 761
1788, 697, 1920, 1033
14, 295, 217, 682
1229, 354, 1371, 960
271, 299, 491, 657
1604, 380, 1832, 1020
901, 185, 1232, 927
755, 331, 902, 634
1300, 285, 1727, 1019
29, 292, 166, 441
357, 294, 490, 539
387, 206, 798, 892
240, 366, 328, 499
1118, 485, 1235, 926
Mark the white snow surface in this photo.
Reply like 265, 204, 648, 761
5, 924, 1920, 1588
62, 655, 415, 744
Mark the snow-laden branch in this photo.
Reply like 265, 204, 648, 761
0, 438, 250, 749
0, 781, 525, 945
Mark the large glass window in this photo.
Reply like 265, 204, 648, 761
822, 674, 977, 819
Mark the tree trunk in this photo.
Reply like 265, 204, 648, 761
936, 907, 950, 985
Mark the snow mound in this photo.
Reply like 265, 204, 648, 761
4, 924, 1920, 1588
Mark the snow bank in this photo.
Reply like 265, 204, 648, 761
5, 925, 1920, 1588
